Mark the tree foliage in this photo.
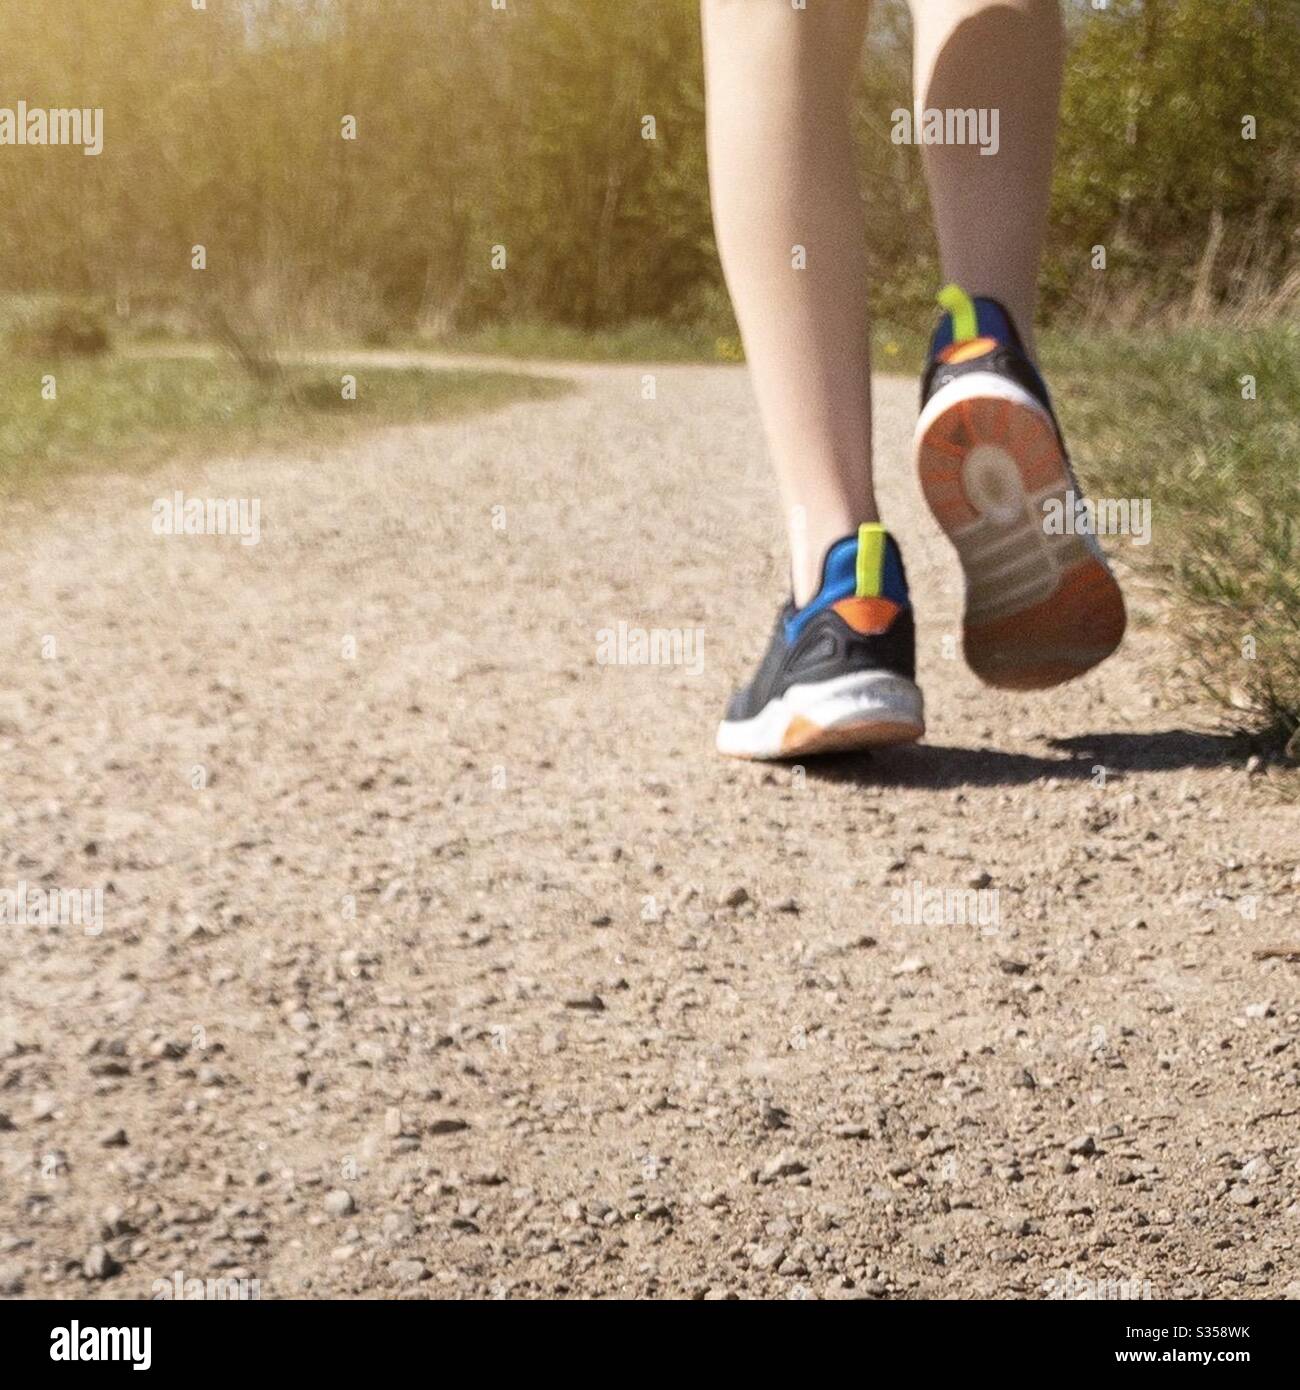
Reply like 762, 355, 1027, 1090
0, 0, 1293, 335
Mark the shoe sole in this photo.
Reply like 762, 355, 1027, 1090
915, 372, 1127, 691
716, 670, 925, 761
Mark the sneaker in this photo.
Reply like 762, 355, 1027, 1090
716, 523, 925, 759
915, 284, 1126, 690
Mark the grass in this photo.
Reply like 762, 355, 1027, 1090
0, 354, 569, 498
1041, 323, 1300, 748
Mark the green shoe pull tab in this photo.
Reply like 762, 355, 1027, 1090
937, 283, 978, 344
855, 522, 887, 599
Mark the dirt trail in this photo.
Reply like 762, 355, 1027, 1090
1, 358, 1297, 1301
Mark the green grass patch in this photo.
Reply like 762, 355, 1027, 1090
1042, 323, 1299, 747
0, 354, 568, 497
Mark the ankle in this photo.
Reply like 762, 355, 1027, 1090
790, 512, 881, 608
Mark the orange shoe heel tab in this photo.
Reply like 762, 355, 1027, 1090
832, 597, 902, 636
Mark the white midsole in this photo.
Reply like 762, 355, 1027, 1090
915, 368, 1047, 440
716, 670, 925, 759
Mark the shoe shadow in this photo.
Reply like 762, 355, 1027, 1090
805, 729, 1246, 790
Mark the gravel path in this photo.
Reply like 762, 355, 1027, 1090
1, 357, 1297, 1300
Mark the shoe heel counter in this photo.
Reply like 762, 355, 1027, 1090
801, 602, 915, 683
850, 604, 915, 682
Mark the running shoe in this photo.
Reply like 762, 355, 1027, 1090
915, 284, 1126, 690
716, 523, 925, 759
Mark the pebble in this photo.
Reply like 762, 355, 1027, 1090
563, 993, 605, 1012
428, 1117, 470, 1136
1241, 1157, 1274, 1183
324, 1189, 355, 1218
760, 1102, 791, 1131
759, 1153, 808, 1183
1285, 727, 1300, 763
83, 1245, 120, 1280
383, 1212, 417, 1241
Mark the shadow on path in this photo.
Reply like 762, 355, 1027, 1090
806, 728, 1246, 790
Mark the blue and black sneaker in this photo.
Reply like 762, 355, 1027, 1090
716, 523, 925, 760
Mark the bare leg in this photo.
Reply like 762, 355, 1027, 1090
702, 0, 873, 606
910, 0, 1063, 360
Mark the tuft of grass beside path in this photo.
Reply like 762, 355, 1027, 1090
1043, 324, 1299, 748
0, 355, 569, 499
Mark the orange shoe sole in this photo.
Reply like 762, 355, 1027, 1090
916, 378, 1126, 691
778, 716, 924, 758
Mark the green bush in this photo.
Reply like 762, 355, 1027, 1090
1045, 323, 1300, 745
